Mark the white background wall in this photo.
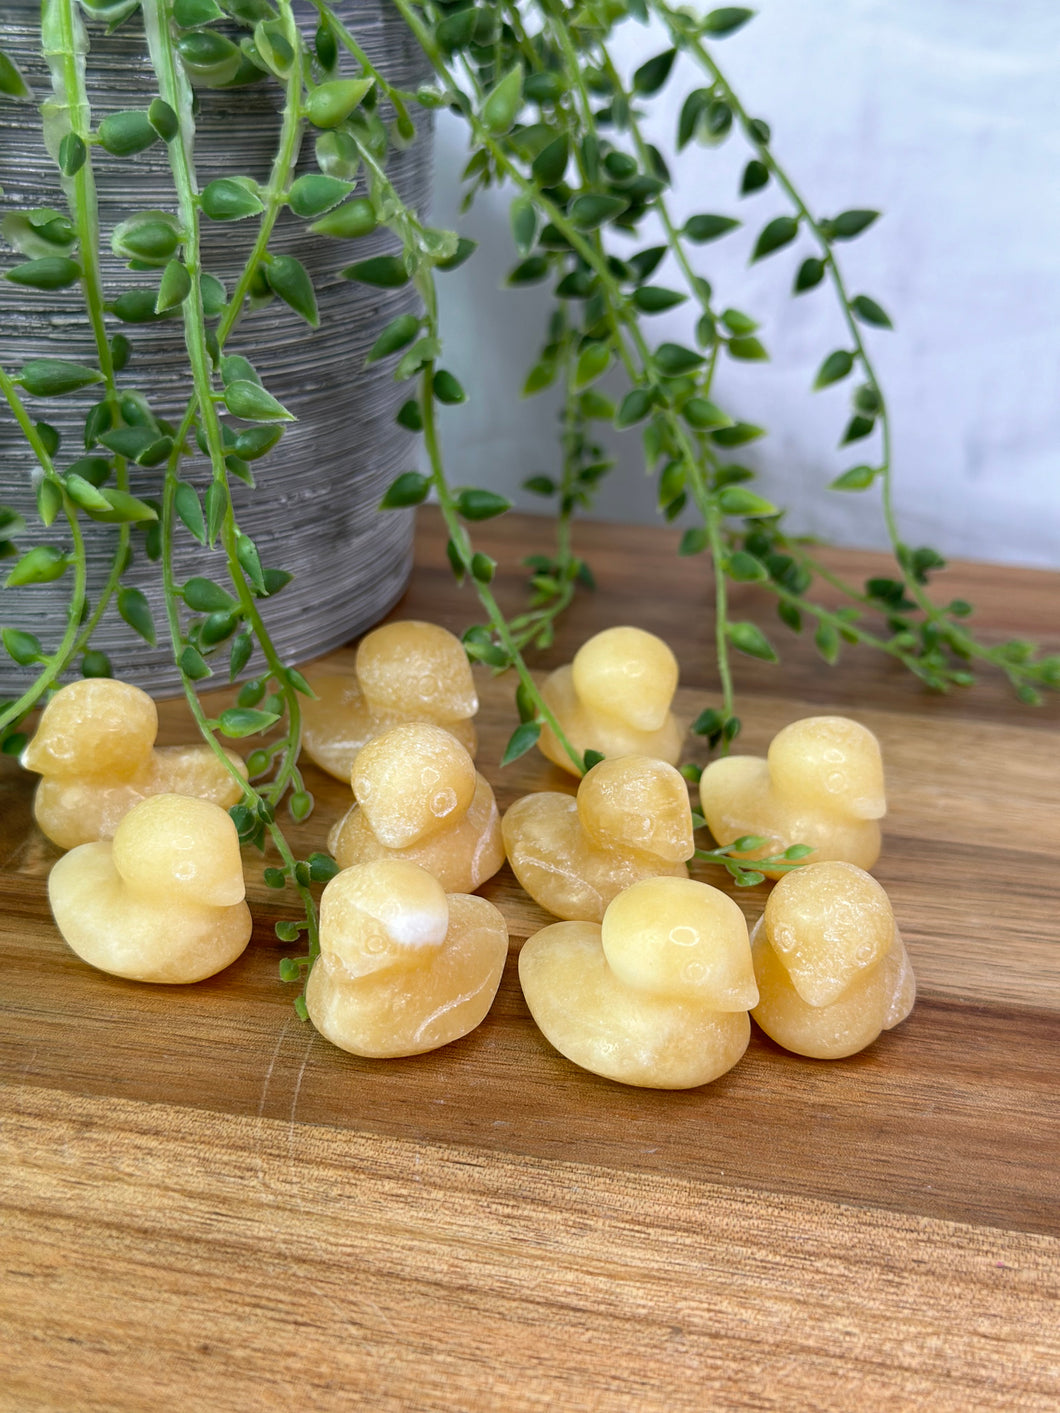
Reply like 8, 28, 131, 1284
431, 0, 1060, 568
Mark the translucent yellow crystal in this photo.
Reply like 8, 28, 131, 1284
750, 860, 916, 1058
328, 722, 504, 892
518, 876, 757, 1088
536, 626, 683, 775
22, 678, 246, 849
699, 715, 886, 873
502, 755, 694, 921
301, 620, 478, 781
47, 793, 252, 983
305, 859, 508, 1058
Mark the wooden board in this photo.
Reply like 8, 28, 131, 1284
1, 508, 1058, 1412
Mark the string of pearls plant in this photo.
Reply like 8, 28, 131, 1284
1, 1, 1056, 1011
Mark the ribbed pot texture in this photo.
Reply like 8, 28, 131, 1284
0, 2, 430, 695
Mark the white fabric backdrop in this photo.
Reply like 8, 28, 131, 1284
431, 0, 1060, 568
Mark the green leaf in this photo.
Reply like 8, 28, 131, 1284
96, 110, 158, 157
379, 471, 430, 509
470, 552, 495, 583
265, 255, 318, 326
741, 159, 769, 195
679, 527, 707, 556
725, 551, 769, 582
86, 491, 156, 525
366, 314, 421, 364
224, 380, 294, 421
510, 196, 538, 257
342, 255, 409, 288
531, 134, 569, 187
814, 349, 855, 390
569, 193, 628, 230
702, 7, 755, 37
174, 482, 206, 543
793, 257, 825, 294
500, 720, 541, 767
177, 28, 242, 84
683, 213, 740, 243
711, 422, 765, 447
218, 707, 280, 739
628, 246, 667, 281
632, 285, 687, 314
2, 627, 42, 665
147, 98, 179, 143
0, 49, 32, 101
118, 586, 156, 645
726, 620, 778, 661
522, 475, 556, 497
287, 173, 353, 219
436, 237, 478, 272
717, 486, 777, 516
37, 480, 62, 527
830, 209, 879, 239
183, 577, 236, 613
455, 488, 510, 522
830, 465, 877, 491
751, 215, 799, 261
720, 308, 758, 336
574, 342, 610, 389
633, 49, 677, 96
395, 399, 422, 431
814, 623, 840, 664
727, 335, 769, 361
306, 77, 374, 129
174, 0, 225, 23
235, 533, 266, 594
507, 255, 549, 286
433, 370, 466, 405
522, 359, 556, 396
6, 257, 81, 291
394, 338, 441, 382
654, 343, 703, 376
841, 415, 875, 445
309, 197, 377, 240
201, 178, 264, 221
5, 545, 69, 586
615, 388, 655, 428
156, 259, 192, 313
855, 384, 882, 416
64, 472, 112, 514
851, 294, 893, 329
18, 359, 103, 397
682, 398, 732, 430
482, 64, 523, 135
112, 212, 182, 266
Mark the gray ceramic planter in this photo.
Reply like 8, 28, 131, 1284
0, 2, 429, 695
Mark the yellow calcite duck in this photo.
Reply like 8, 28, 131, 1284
47, 793, 252, 983
327, 722, 504, 893
22, 677, 246, 849
502, 754, 695, 921
750, 861, 916, 1058
301, 619, 478, 781
305, 859, 508, 1058
519, 876, 758, 1089
536, 625, 683, 775
699, 715, 886, 874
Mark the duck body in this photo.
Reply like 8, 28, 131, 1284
305, 860, 507, 1058
502, 755, 694, 922
301, 621, 479, 782
47, 794, 252, 983
699, 717, 886, 874
23, 679, 245, 849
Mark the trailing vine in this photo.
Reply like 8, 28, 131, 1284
0, 1, 1056, 1004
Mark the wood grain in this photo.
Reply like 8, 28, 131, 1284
1, 508, 1058, 1412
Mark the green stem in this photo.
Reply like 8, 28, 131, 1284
419, 362, 585, 773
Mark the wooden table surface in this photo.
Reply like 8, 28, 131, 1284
2, 508, 1058, 1412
